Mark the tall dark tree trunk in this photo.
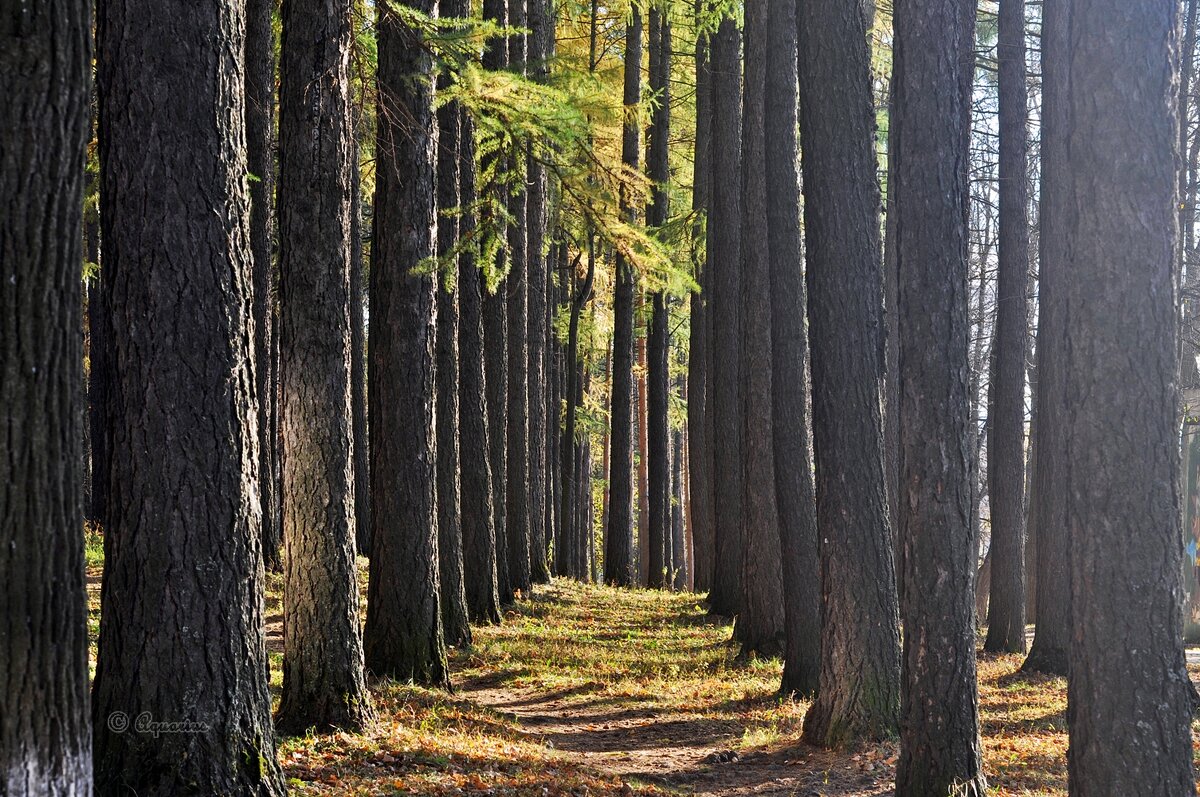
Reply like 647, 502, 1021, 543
1, 3, 92, 792
561, 248, 594, 579
707, 13, 744, 617
435, 0, 472, 647
350, 116, 370, 560
482, 0, 513, 603
983, 0, 1030, 655
646, 6, 672, 592
247, 0, 281, 571
88, 253, 110, 531
458, 110, 504, 625
92, 0, 285, 789
364, 0, 449, 688
277, 0, 374, 732
527, 0, 553, 586
797, 0, 901, 748
767, 0, 820, 699
883, 78, 902, 603
892, 0, 987, 790
1063, 0, 1194, 791
671, 423, 688, 590
605, 2, 642, 588
1021, 0, 1070, 677
505, 0, 533, 598
688, 6, 714, 595
734, 0, 785, 656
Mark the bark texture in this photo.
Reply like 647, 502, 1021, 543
767, 0, 821, 698
365, 0, 450, 688
1, 3, 92, 792
797, 0, 901, 748
893, 0, 987, 790
1063, 0, 1195, 791
92, 0, 285, 789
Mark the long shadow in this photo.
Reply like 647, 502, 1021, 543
536, 715, 743, 755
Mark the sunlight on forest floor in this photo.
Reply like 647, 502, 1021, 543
81, 539, 1200, 795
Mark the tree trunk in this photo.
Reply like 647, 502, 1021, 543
983, 0, 1030, 655
458, 109, 504, 625
767, 0, 820, 699
435, 4, 472, 647
707, 13, 744, 617
92, 0, 285, 787
246, 0, 280, 571
797, 0, 901, 748
1020, 0, 1070, 678
735, 0, 785, 656
364, 0, 449, 688
2, 3, 92, 792
350, 130, 370, 560
688, 5, 714, 595
671, 422, 688, 590
892, 0, 987, 790
1063, 0, 1194, 791
605, 2, 642, 588
561, 248, 594, 580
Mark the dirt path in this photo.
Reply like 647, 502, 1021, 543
460, 679, 894, 797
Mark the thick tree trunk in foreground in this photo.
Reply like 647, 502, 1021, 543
797, 0, 900, 748
92, 0, 285, 789
247, 0, 281, 570
435, 12, 472, 647
767, 0, 820, 698
893, 0, 987, 790
983, 0, 1030, 655
1021, 0, 1070, 677
646, 6, 672, 592
1, 4, 92, 792
458, 111, 504, 624
365, 0, 449, 688
707, 14, 744, 617
1063, 0, 1194, 791
735, 0, 785, 656
605, 2, 642, 588
277, 0, 373, 732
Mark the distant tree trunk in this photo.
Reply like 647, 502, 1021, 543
1020, 0, 1070, 677
707, 12, 744, 617
561, 249, 594, 579
88, 245, 110, 531
458, 110, 504, 624
671, 423, 688, 590
277, 0, 374, 731
548, 255, 563, 569
768, 0, 820, 699
883, 79, 901, 602
688, 6, 714, 595
892, 0, 987, 790
247, 0, 281, 570
435, 2, 472, 647
506, 0, 532, 598
527, 0, 553, 586
983, 0, 1030, 655
637, 333, 651, 584
350, 117, 370, 560
735, 0, 785, 656
482, 0, 512, 603
92, 0, 285, 788
605, 2, 641, 588
646, 6, 672, 592
364, 0, 449, 688
1063, 1, 1194, 791
797, 0, 901, 748
2, 3, 92, 791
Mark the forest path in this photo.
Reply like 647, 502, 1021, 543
452, 583, 893, 796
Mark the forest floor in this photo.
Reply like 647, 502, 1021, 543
80, 533, 1200, 796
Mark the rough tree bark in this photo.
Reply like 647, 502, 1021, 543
1063, 0, 1195, 791
707, 12, 744, 617
1021, 0, 1070, 677
605, 2, 642, 588
797, 0, 901, 748
983, 0, 1030, 655
91, 0, 286, 789
364, 0, 450, 688
1, 3, 92, 792
435, 0, 472, 647
892, 0, 987, 790
735, 0, 785, 655
767, 0, 820, 698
